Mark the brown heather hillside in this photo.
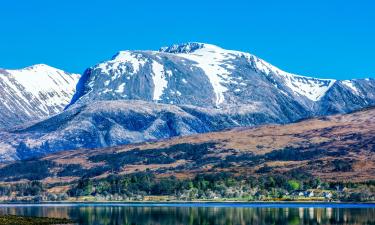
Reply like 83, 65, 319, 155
0, 107, 374, 187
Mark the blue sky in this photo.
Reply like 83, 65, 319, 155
0, 0, 374, 79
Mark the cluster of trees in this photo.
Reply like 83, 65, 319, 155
0, 181, 44, 196
88, 142, 217, 171
0, 160, 55, 181
0, 181, 68, 202
67, 171, 374, 201
0, 171, 373, 202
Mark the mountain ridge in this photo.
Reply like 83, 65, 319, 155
68, 42, 375, 110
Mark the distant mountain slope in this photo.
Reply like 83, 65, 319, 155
1, 106, 374, 184
0, 64, 80, 129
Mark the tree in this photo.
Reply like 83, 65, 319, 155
287, 180, 300, 191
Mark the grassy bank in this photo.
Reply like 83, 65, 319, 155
0, 215, 74, 225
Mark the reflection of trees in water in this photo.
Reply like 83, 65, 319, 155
0, 206, 374, 225
0, 206, 70, 219
67, 206, 375, 225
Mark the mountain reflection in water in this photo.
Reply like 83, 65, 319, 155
0, 204, 374, 225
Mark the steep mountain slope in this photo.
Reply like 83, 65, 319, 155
0, 64, 80, 129
1, 107, 374, 185
318, 79, 375, 114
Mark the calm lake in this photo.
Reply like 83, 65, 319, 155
0, 203, 374, 225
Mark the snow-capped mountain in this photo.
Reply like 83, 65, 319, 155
69, 42, 375, 114
0, 64, 80, 129
1, 42, 375, 161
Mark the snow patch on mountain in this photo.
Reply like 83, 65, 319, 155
116, 83, 125, 93
151, 60, 168, 101
169, 43, 235, 106
97, 51, 146, 76
342, 80, 359, 94
246, 54, 336, 101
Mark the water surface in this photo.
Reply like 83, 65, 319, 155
0, 203, 374, 225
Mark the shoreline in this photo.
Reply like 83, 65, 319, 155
0, 201, 374, 207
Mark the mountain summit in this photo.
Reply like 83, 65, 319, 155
69, 42, 375, 112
